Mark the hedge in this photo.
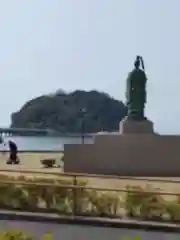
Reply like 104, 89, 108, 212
0, 174, 179, 222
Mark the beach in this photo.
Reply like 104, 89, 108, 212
0, 151, 63, 172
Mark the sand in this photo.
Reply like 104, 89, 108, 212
0, 151, 63, 174
0, 151, 179, 200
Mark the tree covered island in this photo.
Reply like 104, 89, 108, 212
11, 90, 127, 133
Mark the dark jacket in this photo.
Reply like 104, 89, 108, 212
8, 141, 17, 153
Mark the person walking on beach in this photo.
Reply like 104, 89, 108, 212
7, 140, 19, 164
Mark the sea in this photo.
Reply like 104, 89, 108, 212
0, 136, 94, 151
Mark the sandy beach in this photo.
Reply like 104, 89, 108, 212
0, 151, 179, 200
0, 151, 63, 173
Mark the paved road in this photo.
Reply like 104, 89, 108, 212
0, 220, 179, 240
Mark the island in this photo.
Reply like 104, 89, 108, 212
11, 90, 127, 133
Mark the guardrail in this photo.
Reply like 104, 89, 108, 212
0, 172, 179, 224
0, 168, 180, 184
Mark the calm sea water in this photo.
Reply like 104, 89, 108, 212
0, 136, 94, 151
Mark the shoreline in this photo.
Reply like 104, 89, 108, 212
0, 150, 64, 153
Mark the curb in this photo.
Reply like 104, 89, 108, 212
0, 210, 179, 233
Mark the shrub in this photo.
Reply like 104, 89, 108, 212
165, 200, 180, 221
88, 191, 120, 217
0, 230, 52, 240
0, 230, 33, 240
1, 174, 180, 222
124, 185, 165, 220
0, 175, 91, 214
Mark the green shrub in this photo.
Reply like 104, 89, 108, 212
0, 175, 91, 214
165, 200, 180, 221
0, 230, 52, 240
0, 230, 33, 240
1, 174, 180, 222
124, 185, 165, 220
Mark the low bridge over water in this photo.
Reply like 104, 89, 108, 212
0, 128, 50, 136
0, 127, 95, 137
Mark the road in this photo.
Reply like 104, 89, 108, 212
0, 219, 179, 240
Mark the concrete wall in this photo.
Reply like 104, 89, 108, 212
64, 134, 180, 176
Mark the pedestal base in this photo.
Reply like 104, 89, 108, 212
119, 117, 154, 134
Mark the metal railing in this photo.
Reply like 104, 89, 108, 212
0, 175, 179, 223
0, 168, 180, 184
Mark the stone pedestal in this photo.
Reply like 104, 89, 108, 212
119, 117, 154, 134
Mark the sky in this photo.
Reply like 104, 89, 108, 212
0, 0, 179, 134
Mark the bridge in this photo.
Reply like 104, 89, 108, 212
0, 127, 95, 137
0, 127, 50, 136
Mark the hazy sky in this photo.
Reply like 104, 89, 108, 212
0, 0, 179, 134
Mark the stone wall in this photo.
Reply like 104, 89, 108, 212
64, 134, 180, 176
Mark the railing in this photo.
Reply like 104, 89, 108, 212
0, 173, 180, 223
0, 168, 180, 184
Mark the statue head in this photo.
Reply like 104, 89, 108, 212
134, 55, 145, 71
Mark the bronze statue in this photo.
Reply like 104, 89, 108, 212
126, 56, 147, 120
